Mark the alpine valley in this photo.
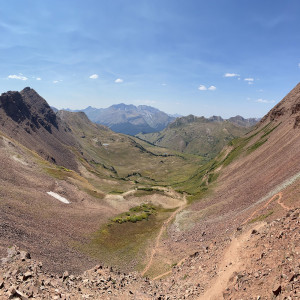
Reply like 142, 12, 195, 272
0, 85, 299, 299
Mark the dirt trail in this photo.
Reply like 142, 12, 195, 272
243, 192, 291, 224
198, 223, 265, 300
141, 195, 187, 277
199, 190, 291, 299
152, 256, 186, 280
277, 193, 291, 210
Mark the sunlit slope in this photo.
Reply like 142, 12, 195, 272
173, 82, 300, 229
58, 110, 203, 191
137, 115, 252, 159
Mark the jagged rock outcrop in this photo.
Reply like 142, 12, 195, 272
0, 87, 78, 170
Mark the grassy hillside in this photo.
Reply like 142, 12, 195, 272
136, 115, 251, 159
58, 110, 204, 193
172, 121, 282, 201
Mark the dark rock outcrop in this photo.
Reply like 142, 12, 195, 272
0, 88, 78, 170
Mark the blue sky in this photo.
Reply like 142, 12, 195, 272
0, 0, 300, 118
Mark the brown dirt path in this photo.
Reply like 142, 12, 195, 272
198, 223, 265, 300
141, 195, 187, 277
243, 192, 291, 225
198, 191, 291, 299
152, 256, 187, 280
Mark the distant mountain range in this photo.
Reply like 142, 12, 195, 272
137, 114, 260, 158
63, 104, 260, 136
66, 104, 176, 135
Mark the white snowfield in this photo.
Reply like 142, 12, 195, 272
47, 192, 70, 204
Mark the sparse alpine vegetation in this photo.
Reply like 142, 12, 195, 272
111, 203, 157, 224
136, 114, 255, 159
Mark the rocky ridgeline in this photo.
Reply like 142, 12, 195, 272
0, 209, 299, 299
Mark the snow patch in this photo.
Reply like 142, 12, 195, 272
47, 192, 70, 204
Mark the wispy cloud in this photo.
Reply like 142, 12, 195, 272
53, 80, 62, 84
89, 74, 98, 79
161, 83, 167, 86
8, 74, 28, 81
36, 77, 42, 81
115, 78, 123, 83
256, 98, 275, 103
244, 77, 254, 85
298, 63, 300, 68
224, 73, 239, 77
198, 85, 216, 91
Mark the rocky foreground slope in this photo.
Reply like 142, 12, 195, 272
0, 208, 298, 299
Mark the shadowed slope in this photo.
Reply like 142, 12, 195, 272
0, 87, 78, 170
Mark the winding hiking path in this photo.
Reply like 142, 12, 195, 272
199, 191, 291, 299
141, 195, 187, 277
243, 192, 291, 225
198, 223, 264, 300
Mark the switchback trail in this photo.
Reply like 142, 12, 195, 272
243, 192, 291, 225
141, 195, 187, 277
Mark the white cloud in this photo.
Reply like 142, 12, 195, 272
8, 74, 28, 81
224, 73, 240, 77
89, 74, 98, 79
198, 85, 207, 91
161, 83, 167, 86
36, 77, 42, 81
53, 80, 59, 84
115, 78, 123, 83
256, 98, 275, 103
298, 63, 300, 68
198, 85, 216, 91
244, 78, 254, 85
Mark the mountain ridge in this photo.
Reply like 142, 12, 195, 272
0, 87, 78, 170
66, 103, 175, 135
137, 114, 257, 158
